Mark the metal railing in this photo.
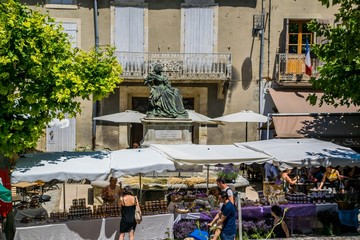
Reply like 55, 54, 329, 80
276, 53, 322, 82
114, 52, 232, 81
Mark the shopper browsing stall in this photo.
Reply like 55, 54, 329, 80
216, 177, 234, 204
218, 191, 237, 240
118, 186, 140, 240
270, 205, 289, 238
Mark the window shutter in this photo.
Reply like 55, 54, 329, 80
115, 6, 144, 52
46, 118, 76, 152
62, 22, 77, 48
184, 6, 214, 53
315, 19, 331, 45
284, 18, 289, 53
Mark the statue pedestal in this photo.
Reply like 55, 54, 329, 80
141, 118, 193, 147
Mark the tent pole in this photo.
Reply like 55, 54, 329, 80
63, 182, 66, 212
245, 122, 248, 142
237, 193, 243, 240
139, 173, 142, 203
206, 165, 209, 191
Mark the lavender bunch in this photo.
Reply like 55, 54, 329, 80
216, 164, 240, 182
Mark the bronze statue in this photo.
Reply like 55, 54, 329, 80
144, 64, 188, 118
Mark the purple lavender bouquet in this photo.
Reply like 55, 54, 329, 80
216, 164, 240, 183
173, 220, 209, 240
242, 220, 272, 239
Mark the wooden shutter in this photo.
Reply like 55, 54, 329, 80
115, 6, 144, 52
62, 22, 77, 48
184, 6, 214, 53
46, 118, 76, 152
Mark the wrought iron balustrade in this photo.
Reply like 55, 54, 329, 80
114, 52, 232, 81
276, 53, 322, 84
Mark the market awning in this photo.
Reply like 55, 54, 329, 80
110, 148, 176, 177
0, 183, 11, 203
236, 138, 360, 169
11, 151, 111, 183
149, 144, 273, 165
269, 89, 360, 147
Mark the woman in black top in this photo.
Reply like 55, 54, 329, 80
271, 205, 289, 238
118, 186, 139, 240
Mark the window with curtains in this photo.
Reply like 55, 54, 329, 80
287, 20, 313, 54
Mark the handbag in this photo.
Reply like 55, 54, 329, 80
134, 196, 142, 224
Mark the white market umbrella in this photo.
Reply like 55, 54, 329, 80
11, 152, 111, 183
186, 110, 214, 124
94, 110, 145, 124
212, 110, 268, 141
110, 148, 176, 177
149, 144, 272, 165
110, 148, 176, 202
11, 151, 111, 210
236, 138, 360, 169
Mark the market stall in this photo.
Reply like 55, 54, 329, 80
13, 214, 174, 240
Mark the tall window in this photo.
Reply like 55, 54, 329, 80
287, 20, 313, 54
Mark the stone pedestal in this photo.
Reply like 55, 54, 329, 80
141, 118, 193, 147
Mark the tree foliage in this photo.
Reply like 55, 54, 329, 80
0, 0, 123, 157
308, 0, 360, 108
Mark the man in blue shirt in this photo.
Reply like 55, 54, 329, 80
217, 191, 236, 240
264, 162, 279, 182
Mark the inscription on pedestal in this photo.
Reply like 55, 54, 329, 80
155, 130, 182, 139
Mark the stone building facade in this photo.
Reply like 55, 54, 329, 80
25, 0, 358, 152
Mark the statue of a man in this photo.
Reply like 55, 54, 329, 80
144, 64, 188, 118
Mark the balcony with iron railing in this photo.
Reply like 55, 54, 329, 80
114, 52, 232, 81
276, 53, 322, 86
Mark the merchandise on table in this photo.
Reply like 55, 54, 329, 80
142, 200, 168, 215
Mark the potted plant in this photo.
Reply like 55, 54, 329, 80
216, 164, 240, 183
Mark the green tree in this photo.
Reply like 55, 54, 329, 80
308, 0, 360, 107
0, 0, 123, 157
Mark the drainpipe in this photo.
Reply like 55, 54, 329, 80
92, 0, 99, 150
259, 0, 265, 139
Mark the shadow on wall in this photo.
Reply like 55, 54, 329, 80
242, 57, 253, 90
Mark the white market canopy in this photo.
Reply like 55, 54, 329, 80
150, 144, 273, 165
236, 138, 360, 169
93, 110, 145, 123
11, 151, 111, 183
110, 148, 176, 177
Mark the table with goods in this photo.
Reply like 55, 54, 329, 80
13, 197, 173, 240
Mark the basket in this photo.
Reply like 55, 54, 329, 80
176, 208, 190, 214
171, 195, 183, 202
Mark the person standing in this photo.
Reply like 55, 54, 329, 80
270, 205, 289, 238
208, 191, 236, 240
216, 177, 235, 204
264, 162, 280, 182
101, 177, 122, 205
118, 186, 140, 240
